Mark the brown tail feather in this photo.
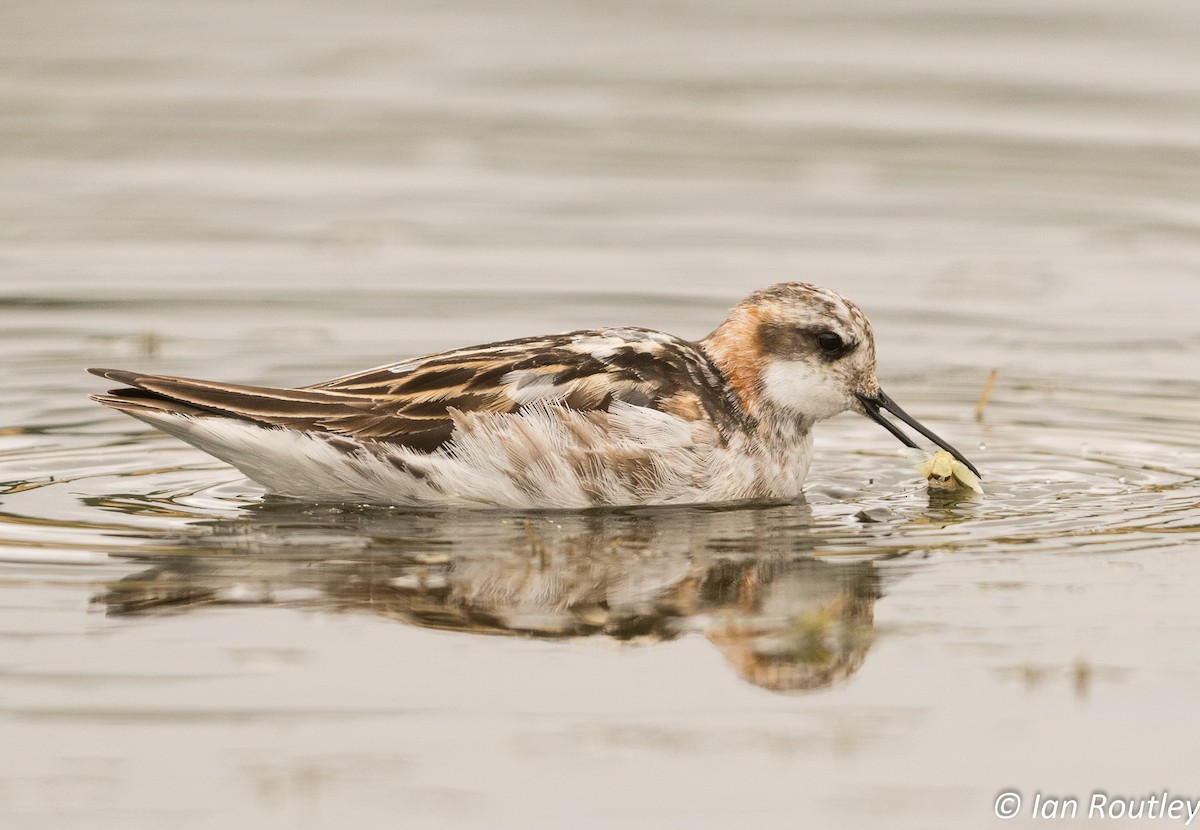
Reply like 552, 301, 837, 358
87, 367, 371, 429
90, 391, 212, 418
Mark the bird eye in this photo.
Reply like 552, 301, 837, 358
816, 331, 845, 355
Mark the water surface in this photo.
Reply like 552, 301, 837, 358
2, 1, 1199, 828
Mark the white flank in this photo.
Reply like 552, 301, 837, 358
124, 402, 813, 509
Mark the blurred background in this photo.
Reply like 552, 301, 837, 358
1, 1, 1198, 828
3, 0, 1198, 376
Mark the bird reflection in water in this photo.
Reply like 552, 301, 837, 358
97, 501, 890, 693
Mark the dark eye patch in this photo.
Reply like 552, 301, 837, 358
757, 323, 854, 361
816, 331, 844, 355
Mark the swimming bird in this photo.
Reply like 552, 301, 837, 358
89, 282, 979, 508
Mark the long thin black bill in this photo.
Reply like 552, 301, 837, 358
855, 389, 982, 479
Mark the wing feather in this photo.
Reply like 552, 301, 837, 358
89, 328, 747, 452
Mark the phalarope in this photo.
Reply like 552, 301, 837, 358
90, 282, 979, 508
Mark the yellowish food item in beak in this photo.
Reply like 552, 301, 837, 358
900, 448, 984, 494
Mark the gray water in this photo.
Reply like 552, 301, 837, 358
2, 1, 1199, 828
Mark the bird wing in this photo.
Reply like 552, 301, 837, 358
90, 328, 744, 453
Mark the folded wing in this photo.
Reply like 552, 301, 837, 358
90, 328, 743, 453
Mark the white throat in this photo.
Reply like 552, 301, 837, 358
759, 360, 850, 426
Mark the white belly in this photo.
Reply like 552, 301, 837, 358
129, 401, 814, 509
